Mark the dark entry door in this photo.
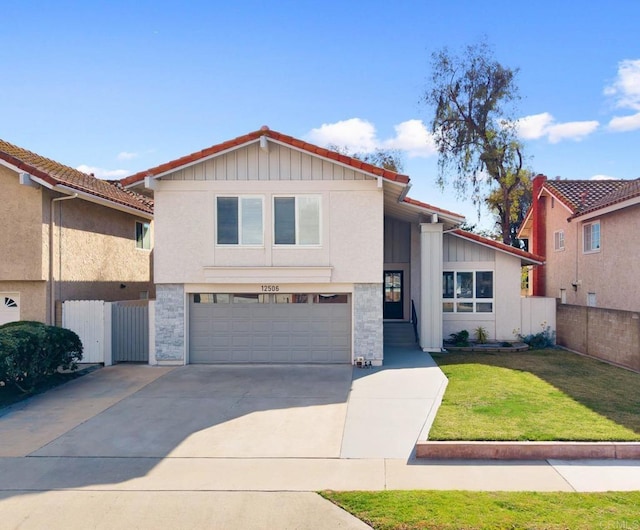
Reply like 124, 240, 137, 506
383, 271, 403, 319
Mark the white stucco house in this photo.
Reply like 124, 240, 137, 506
122, 127, 545, 366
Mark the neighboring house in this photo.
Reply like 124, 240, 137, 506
519, 174, 640, 311
122, 127, 544, 366
0, 139, 155, 326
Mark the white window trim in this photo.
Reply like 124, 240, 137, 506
554, 230, 565, 251
583, 221, 601, 254
135, 221, 151, 251
272, 194, 322, 247
442, 270, 494, 314
215, 195, 265, 247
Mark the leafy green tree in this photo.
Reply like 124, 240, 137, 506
424, 40, 526, 245
485, 170, 533, 248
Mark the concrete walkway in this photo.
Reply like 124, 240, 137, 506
0, 361, 639, 529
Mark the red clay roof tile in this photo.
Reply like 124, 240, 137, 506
120, 127, 411, 186
0, 139, 153, 215
451, 229, 545, 264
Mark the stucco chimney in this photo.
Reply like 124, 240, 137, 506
531, 174, 547, 296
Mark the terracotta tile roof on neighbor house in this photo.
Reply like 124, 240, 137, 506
543, 179, 629, 214
0, 139, 153, 215
572, 178, 640, 217
451, 229, 545, 264
120, 126, 411, 187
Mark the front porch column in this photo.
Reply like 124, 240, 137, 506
419, 223, 443, 352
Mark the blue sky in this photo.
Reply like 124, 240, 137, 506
2, 0, 640, 226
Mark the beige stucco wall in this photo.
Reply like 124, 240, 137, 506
54, 198, 154, 301
153, 179, 384, 285
0, 165, 46, 280
544, 196, 640, 311
0, 281, 47, 322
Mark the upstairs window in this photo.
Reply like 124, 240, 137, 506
274, 196, 320, 245
135, 221, 151, 250
554, 230, 565, 251
217, 196, 263, 245
583, 221, 600, 253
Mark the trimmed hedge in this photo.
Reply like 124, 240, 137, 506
0, 321, 83, 393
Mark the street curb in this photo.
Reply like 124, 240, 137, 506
415, 441, 640, 460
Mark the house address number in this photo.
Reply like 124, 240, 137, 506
261, 285, 280, 292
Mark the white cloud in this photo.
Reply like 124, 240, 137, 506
382, 120, 437, 157
590, 174, 617, 180
77, 164, 129, 179
117, 151, 138, 161
546, 121, 599, 143
307, 118, 377, 153
604, 59, 640, 111
306, 117, 436, 158
515, 112, 554, 140
514, 113, 599, 143
608, 111, 640, 132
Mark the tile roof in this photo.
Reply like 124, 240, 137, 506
451, 229, 545, 264
402, 196, 465, 221
120, 126, 411, 187
0, 139, 153, 215
574, 178, 640, 217
543, 179, 629, 214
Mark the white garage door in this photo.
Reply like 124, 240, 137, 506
0, 293, 20, 326
189, 293, 351, 364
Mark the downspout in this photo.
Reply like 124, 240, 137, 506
49, 192, 78, 325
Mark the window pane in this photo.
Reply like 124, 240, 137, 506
136, 222, 150, 250
241, 198, 263, 245
592, 223, 600, 249
274, 294, 309, 304
475, 271, 493, 298
193, 293, 231, 304
457, 302, 473, 312
298, 196, 320, 245
233, 293, 268, 303
217, 197, 238, 244
443, 302, 454, 312
313, 294, 348, 304
274, 197, 295, 244
456, 272, 473, 298
443, 272, 454, 298
476, 302, 493, 313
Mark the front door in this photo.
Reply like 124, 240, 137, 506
383, 271, 403, 319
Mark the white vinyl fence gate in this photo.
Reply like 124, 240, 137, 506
62, 300, 149, 364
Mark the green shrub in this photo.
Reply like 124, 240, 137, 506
474, 326, 488, 344
0, 322, 83, 393
449, 329, 470, 347
518, 325, 556, 349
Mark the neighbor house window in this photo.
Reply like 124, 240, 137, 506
583, 221, 600, 253
274, 196, 320, 245
216, 196, 263, 245
442, 271, 494, 313
135, 221, 151, 250
554, 230, 565, 251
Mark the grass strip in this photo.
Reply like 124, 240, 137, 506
321, 490, 640, 530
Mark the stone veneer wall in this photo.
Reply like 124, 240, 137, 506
557, 302, 640, 372
155, 283, 185, 363
353, 283, 383, 365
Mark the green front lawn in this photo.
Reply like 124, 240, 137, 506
321, 490, 640, 530
429, 349, 640, 441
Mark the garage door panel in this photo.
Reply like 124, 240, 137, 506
189, 294, 351, 364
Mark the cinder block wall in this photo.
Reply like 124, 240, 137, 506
557, 302, 640, 372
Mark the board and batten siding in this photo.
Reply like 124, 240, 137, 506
164, 142, 370, 182
384, 217, 411, 263
443, 234, 495, 262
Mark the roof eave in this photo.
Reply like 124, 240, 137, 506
572, 195, 640, 222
